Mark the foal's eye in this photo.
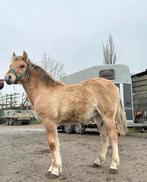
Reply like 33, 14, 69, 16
19, 65, 25, 69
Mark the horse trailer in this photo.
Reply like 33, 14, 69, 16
60, 64, 147, 133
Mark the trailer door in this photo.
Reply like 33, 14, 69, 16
123, 83, 133, 120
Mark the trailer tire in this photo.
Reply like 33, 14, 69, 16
9, 119, 14, 125
64, 124, 74, 134
21, 121, 30, 125
74, 124, 86, 134
6, 120, 9, 125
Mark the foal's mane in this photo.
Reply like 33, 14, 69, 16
31, 63, 63, 87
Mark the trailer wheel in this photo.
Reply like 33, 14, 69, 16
74, 124, 86, 134
9, 119, 14, 125
6, 120, 9, 125
21, 121, 29, 125
64, 124, 74, 134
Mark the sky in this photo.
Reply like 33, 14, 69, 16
0, 0, 147, 93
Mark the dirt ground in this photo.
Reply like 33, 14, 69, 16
0, 125, 147, 182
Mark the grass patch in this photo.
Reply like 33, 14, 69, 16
128, 128, 136, 133
31, 119, 42, 124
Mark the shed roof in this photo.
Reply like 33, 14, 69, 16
132, 69, 147, 77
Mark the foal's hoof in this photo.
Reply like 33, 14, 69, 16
47, 170, 51, 174
92, 163, 102, 168
109, 168, 118, 174
50, 173, 60, 179
46, 172, 60, 179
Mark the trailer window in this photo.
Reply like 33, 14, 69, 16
99, 69, 115, 80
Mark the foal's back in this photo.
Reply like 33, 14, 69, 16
56, 77, 118, 124
61, 77, 118, 103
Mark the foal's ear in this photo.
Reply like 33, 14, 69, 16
11, 52, 16, 62
12, 52, 16, 57
22, 51, 28, 59
22, 51, 30, 65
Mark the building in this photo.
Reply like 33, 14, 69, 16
132, 69, 147, 113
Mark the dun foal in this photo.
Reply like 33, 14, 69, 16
5, 52, 127, 177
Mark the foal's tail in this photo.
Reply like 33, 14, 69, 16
115, 97, 128, 135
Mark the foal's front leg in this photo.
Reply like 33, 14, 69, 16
45, 122, 62, 177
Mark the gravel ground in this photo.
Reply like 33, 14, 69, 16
0, 125, 147, 182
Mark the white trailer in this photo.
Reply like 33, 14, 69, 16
60, 64, 146, 133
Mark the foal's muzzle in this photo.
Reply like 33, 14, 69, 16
5, 73, 16, 85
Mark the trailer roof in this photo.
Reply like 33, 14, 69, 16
62, 64, 131, 84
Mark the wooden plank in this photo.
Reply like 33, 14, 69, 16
133, 98, 147, 103
132, 85, 147, 92
133, 100, 147, 104
133, 99, 147, 104
133, 103, 147, 112
132, 80, 147, 87
133, 92, 147, 99
132, 75, 147, 82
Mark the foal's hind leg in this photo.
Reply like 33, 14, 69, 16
94, 126, 109, 167
109, 125, 119, 173
105, 118, 119, 173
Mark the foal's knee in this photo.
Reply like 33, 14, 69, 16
49, 142, 56, 151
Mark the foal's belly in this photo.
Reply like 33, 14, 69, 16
58, 108, 96, 124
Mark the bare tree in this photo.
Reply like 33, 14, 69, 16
40, 53, 66, 80
103, 35, 116, 64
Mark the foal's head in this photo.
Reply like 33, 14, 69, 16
5, 51, 30, 84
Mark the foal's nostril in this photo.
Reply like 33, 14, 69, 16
5, 74, 12, 84
8, 75, 11, 80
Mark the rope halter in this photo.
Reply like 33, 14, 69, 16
9, 63, 30, 83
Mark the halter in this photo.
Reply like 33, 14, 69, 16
9, 64, 29, 83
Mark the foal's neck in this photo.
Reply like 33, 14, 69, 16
22, 65, 62, 106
